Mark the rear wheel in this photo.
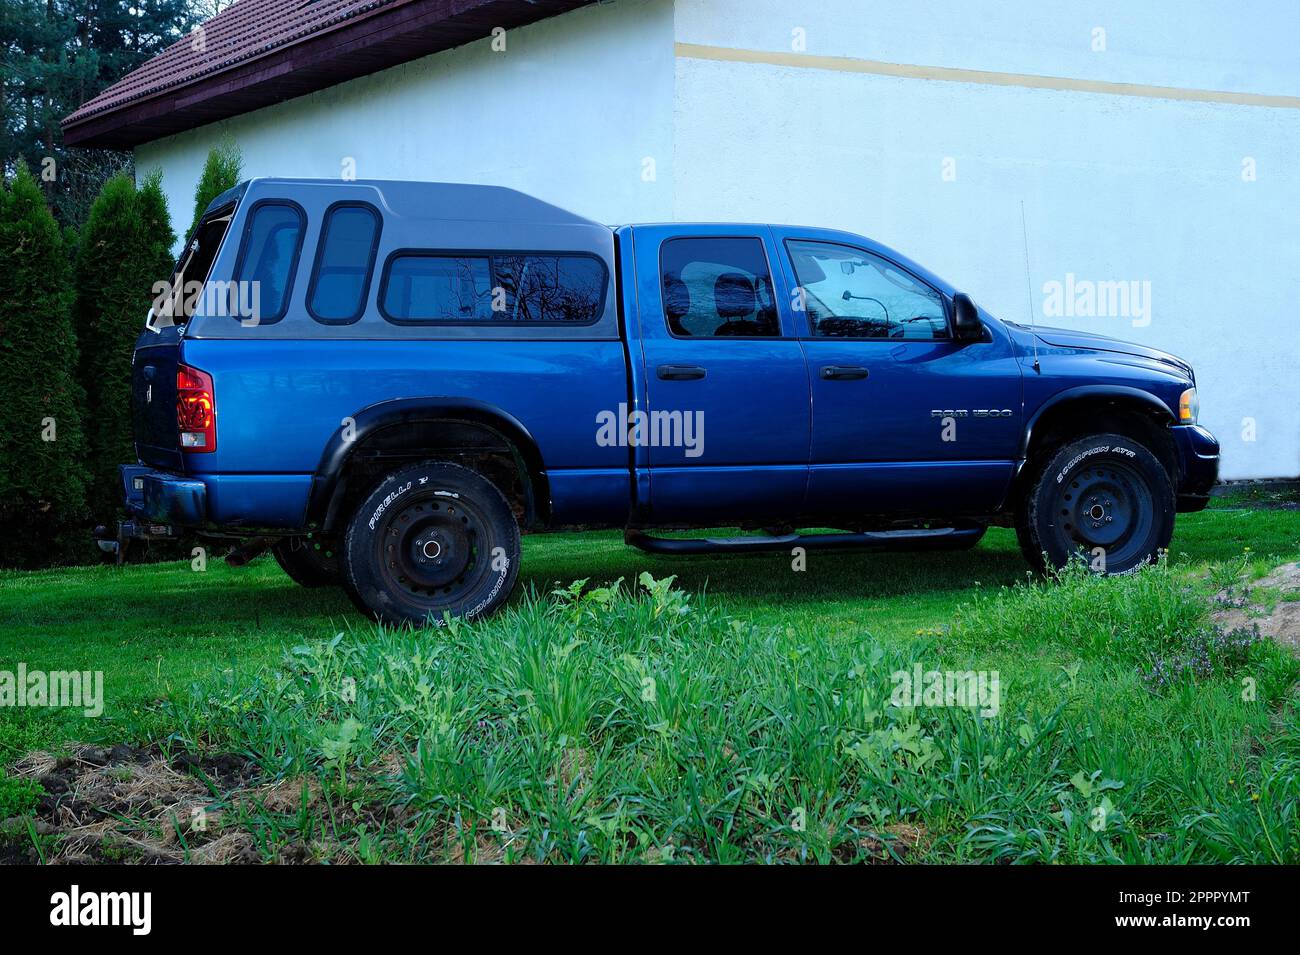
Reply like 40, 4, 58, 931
1018, 432, 1174, 575
272, 536, 340, 587
341, 461, 520, 627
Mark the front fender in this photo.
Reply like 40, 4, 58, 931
1020, 385, 1176, 459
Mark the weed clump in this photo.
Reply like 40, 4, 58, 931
951, 557, 1275, 689
1141, 624, 1265, 690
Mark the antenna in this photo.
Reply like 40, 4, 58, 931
1020, 199, 1040, 373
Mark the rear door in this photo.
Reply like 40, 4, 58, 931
629, 226, 810, 524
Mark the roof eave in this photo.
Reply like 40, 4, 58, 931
63, 0, 593, 150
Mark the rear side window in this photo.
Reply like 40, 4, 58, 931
307, 203, 380, 323
380, 251, 607, 325
232, 201, 304, 325
383, 254, 494, 321
660, 237, 779, 337
493, 255, 606, 323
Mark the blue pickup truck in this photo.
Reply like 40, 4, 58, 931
110, 178, 1219, 625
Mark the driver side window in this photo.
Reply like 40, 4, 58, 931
787, 239, 948, 340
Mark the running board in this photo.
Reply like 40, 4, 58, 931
624, 526, 982, 555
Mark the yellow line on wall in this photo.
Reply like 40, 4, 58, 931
674, 42, 1300, 109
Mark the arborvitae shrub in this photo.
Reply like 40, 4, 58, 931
187, 139, 242, 240
0, 163, 89, 567
73, 170, 176, 520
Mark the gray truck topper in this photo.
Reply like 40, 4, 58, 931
188, 178, 619, 340
207, 178, 608, 227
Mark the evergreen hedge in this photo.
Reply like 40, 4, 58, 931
187, 139, 242, 239
0, 163, 89, 567
73, 170, 175, 520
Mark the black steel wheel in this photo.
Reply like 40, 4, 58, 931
1019, 432, 1174, 575
341, 461, 520, 627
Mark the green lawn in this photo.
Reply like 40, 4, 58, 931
1, 502, 1298, 863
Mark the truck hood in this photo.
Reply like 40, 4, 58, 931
1032, 326, 1193, 379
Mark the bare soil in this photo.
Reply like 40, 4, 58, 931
1213, 561, 1300, 652
0, 743, 260, 864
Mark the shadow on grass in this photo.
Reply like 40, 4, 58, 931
517, 528, 1032, 607
4, 508, 1287, 633
0, 559, 353, 635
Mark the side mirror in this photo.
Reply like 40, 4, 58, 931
952, 292, 983, 342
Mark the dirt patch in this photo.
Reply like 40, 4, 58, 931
1256, 561, 1300, 594
816, 821, 929, 864
254, 774, 323, 813
1, 743, 261, 864
1212, 561, 1300, 651
2, 743, 426, 865
1212, 482, 1300, 510
854, 822, 927, 862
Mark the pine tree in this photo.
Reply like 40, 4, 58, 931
0, 162, 88, 567
1, 0, 196, 224
187, 139, 242, 239
73, 169, 175, 519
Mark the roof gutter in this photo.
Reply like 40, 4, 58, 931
63, 0, 593, 150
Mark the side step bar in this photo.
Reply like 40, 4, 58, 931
624, 526, 983, 555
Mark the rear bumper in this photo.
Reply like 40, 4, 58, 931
120, 465, 313, 530
121, 465, 207, 526
1171, 425, 1219, 512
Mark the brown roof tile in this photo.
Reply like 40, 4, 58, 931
67, 0, 404, 125
63, 0, 593, 149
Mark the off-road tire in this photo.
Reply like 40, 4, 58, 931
1017, 432, 1174, 575
341, 461, 520, 627
272, 536, 341, 587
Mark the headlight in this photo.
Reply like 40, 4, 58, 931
1179, 387, 1198, 424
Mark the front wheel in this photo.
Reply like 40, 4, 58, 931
1018, 433, 1174, 575
341, 461, 520, 627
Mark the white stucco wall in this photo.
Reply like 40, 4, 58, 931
137, 0, 676, 233
135, 0, 1300, 479
671, 0, 1300, 480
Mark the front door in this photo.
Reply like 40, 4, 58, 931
630, 226, 810, 524
777, 235, 1023, 519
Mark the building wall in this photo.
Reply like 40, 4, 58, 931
137, 0, 1300, 479
137, 0, 676, 235
671, 0, 1300, 479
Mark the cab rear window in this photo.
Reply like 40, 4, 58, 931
379, 251, 606, 325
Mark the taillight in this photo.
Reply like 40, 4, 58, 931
176, 364, 216, 451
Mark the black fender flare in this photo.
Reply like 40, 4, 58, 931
305, 397, 548, 533
1019, 385, 1175, 461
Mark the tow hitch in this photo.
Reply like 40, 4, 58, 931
92, 521, 176, 565
225, 537, 272, 567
